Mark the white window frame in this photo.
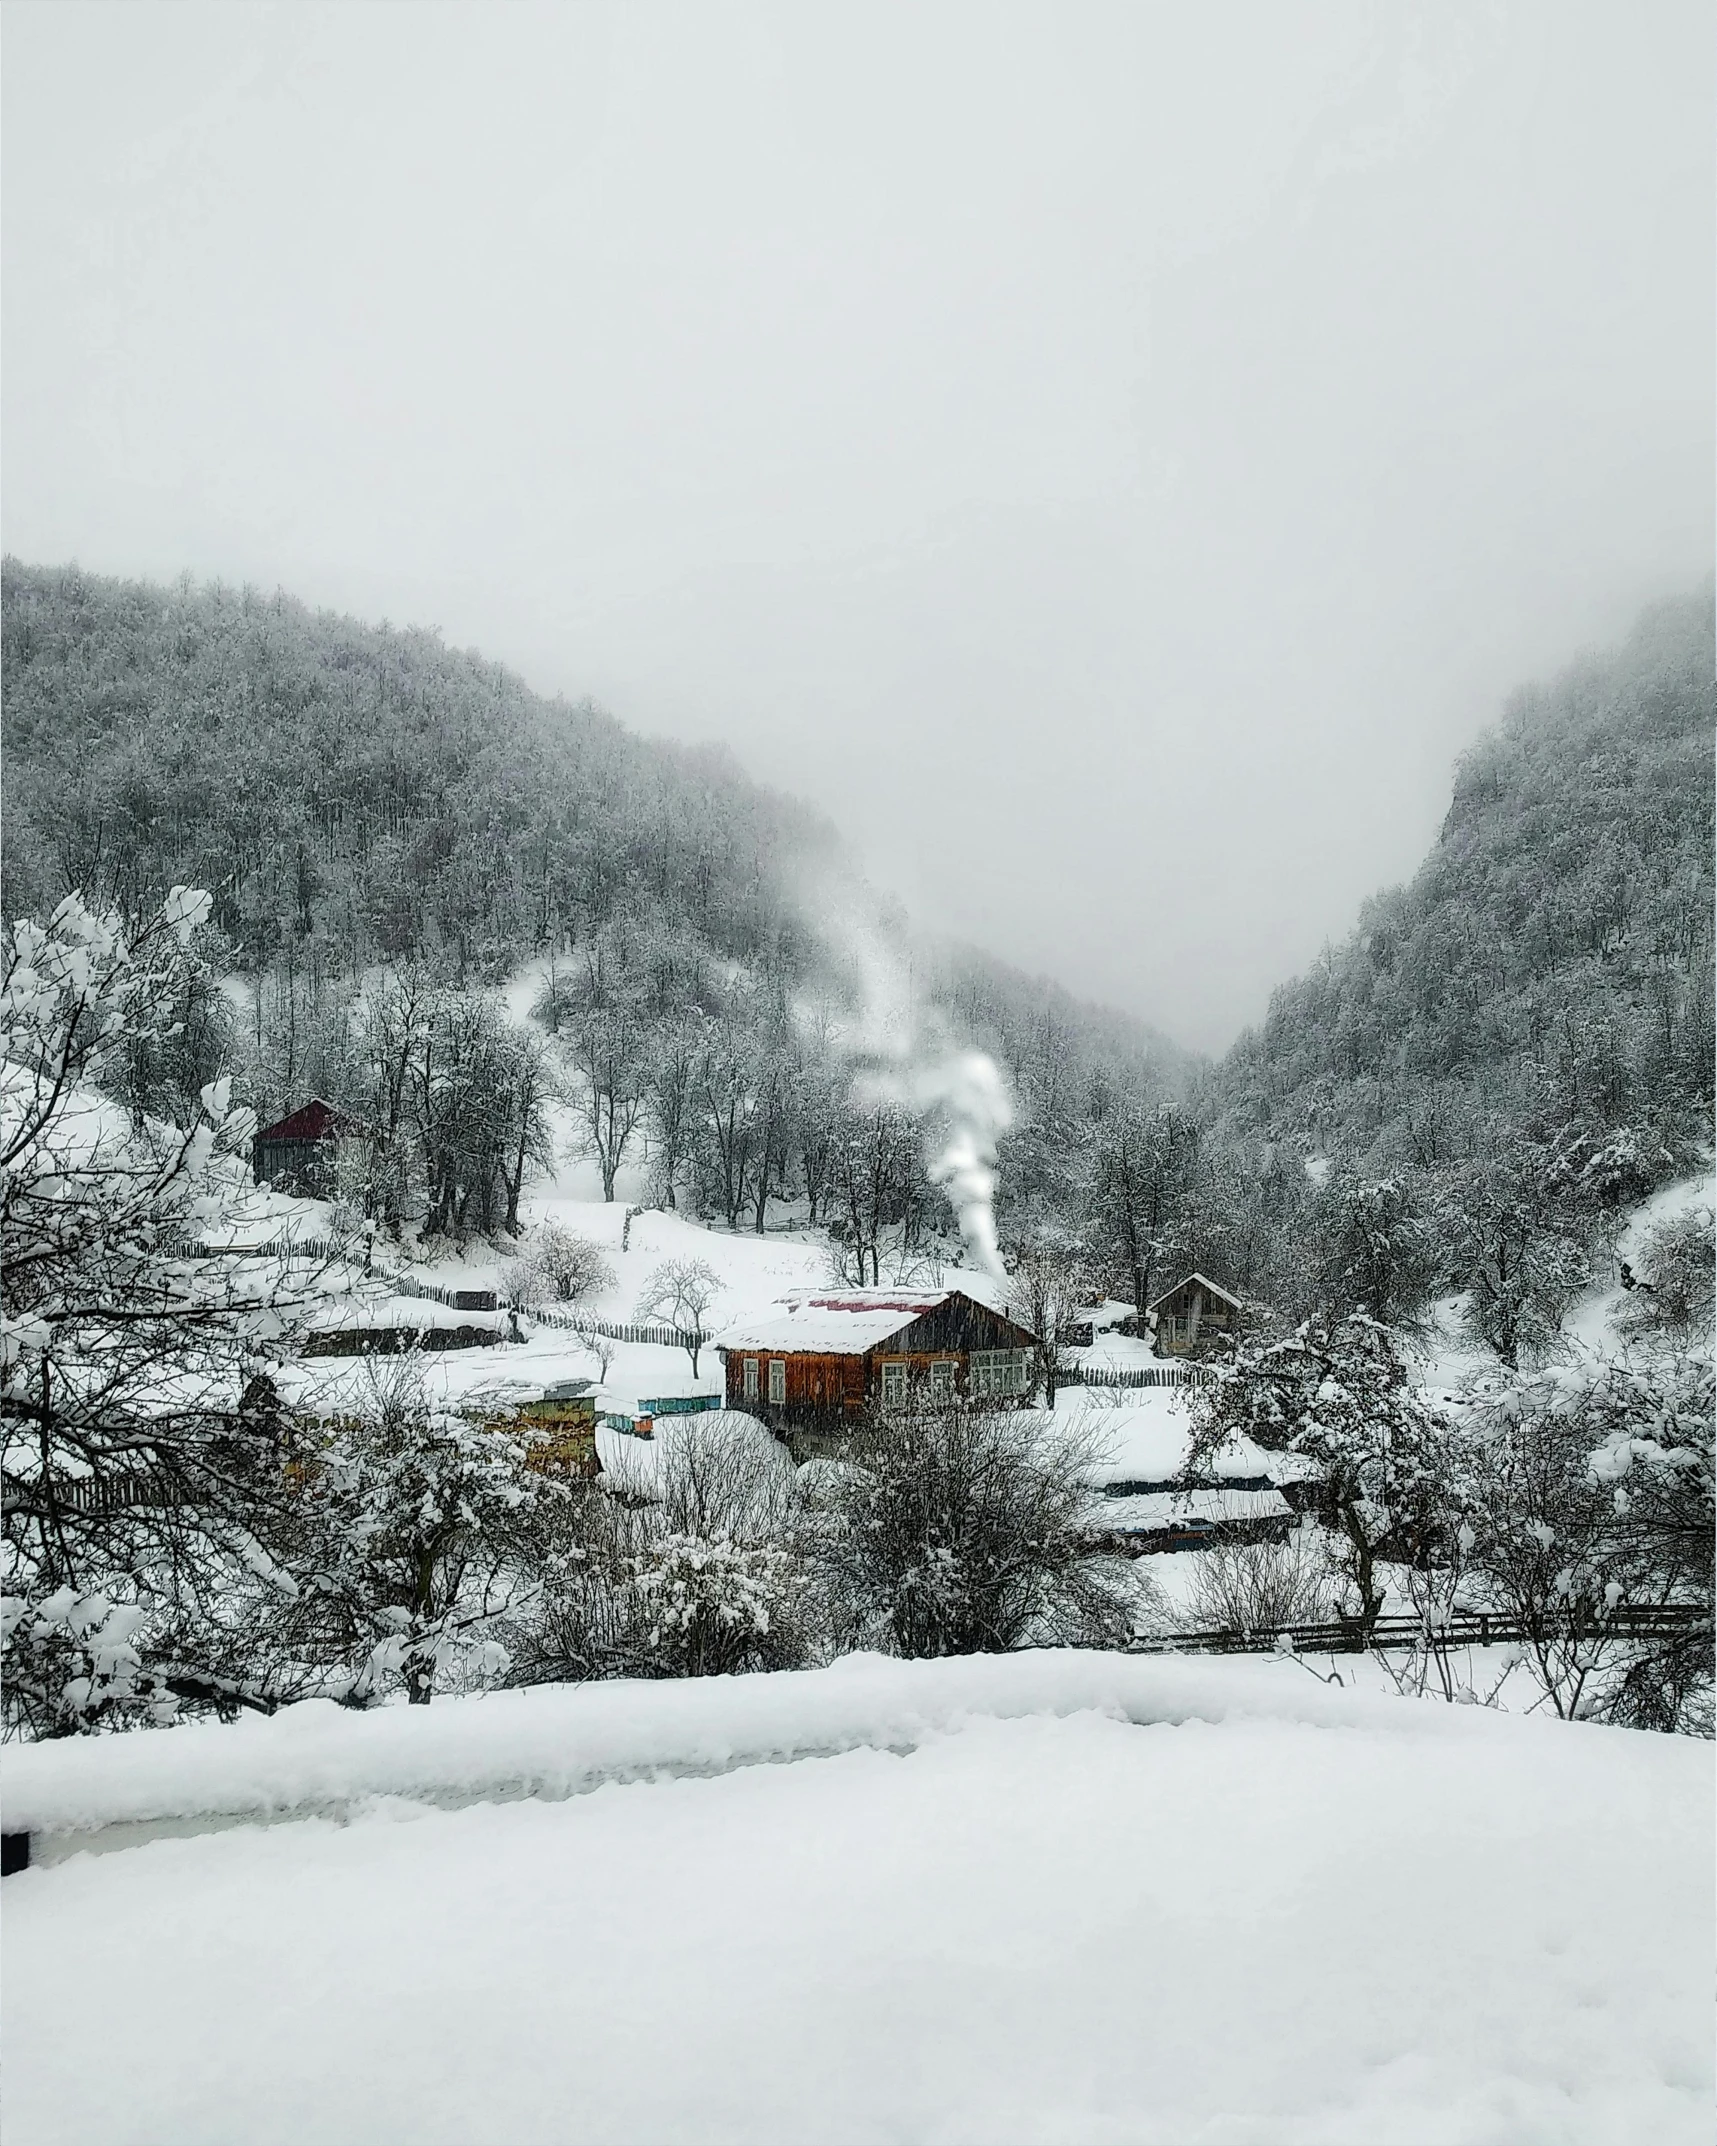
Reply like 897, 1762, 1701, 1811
929, 1358, 955, 1399
743, 1356, 759, 1400
767, 1358, 786, 1405
969, 1349, 1028, 1398
879, 1359, 907, 1405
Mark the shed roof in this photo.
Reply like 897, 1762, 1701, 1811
255, 1098, 364, 1145
1146, 1271, 1246, 1316
715, 1288, 962, 1357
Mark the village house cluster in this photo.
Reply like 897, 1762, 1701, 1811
252, 1099, 1254, 1457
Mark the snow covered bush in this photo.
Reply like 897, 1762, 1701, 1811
501, 1412, 816, 1686
1179, 1527, 1336, 1637
510, 1222, 614, 1308
1615, 1207, 1716, 1343
814, 1402, 1133, 1658
658, 1410, 799, 1543
277, 1359, 573, 1705
630, 1534, 812, 1678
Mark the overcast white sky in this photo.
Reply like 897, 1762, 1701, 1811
4, 2, 1711, 1052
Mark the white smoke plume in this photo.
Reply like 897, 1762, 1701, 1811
911, 1049, 1013, 1284
809, 879, 1014, 1286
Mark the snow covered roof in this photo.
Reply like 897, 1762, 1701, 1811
1094, 1486, 1294, 1535
1146, 1272, 1246, 1316
255, 1099, 364, 1145
714, 1289, 957, 1356
1067, 1392, 1317, 1491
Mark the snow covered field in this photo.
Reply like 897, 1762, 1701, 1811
5, 1653, 1710, 2146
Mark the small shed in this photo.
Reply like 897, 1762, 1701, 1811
1147, 1273, 1247, 1357
515, 1380, 600, 1478
252, 1099, 366, 1198
714, 1287, 1040, 1441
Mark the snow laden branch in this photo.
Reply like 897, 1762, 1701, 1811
0, 889, 332, 1735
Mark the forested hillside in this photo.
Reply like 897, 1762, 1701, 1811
0, 560, 824, 978
1178, 588, 1715, 1347
0, 561, 1187, 1254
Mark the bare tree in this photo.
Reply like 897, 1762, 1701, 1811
499, 1027, 558, 1236
635, 1258, 722, 1376
532, 1221, 615, 1304
1005, 1233, 1093, 1403
560, 933, 649, 1201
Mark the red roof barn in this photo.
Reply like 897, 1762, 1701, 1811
252, 1098, 366, 1198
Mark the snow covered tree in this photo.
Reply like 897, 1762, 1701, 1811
1586, 1350, 1715, 1734
1309, 1170, 1439, 1331
1461, 1367, 1643, 1722
1189, 1314, 1462, 1639
1005, 1233, 1094, 1403
1441, 1141, 1589, 1368
1090, 1100, 1201, 1320
1, 887, 322, 1734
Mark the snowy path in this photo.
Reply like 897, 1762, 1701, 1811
5, 1659, 1709, 2146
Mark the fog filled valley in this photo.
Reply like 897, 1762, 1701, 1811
3, 563, 1713, 2144
5, 561, 1711, 1302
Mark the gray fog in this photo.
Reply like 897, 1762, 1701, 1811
4, 1, 1711, 1053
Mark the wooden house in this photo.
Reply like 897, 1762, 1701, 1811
252, 1098, 366, 1198
1147, 1273, 1246, 1356
715, 1288, 1040, 1442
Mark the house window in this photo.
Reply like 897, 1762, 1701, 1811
929, 1359, 955, 1399
880, 1360, 907, 1405
969, 1349, 1028, 1398
768, 1359, 786, 1405
743, 1357, 759, 1400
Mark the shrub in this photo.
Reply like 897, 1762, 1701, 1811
816, 1401, 1133, 1658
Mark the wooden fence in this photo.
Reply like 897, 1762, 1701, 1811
526, 1305, 706, 1350
183, 1236, 341, 1264
17, 1471, 187, 1515
1129, 1601, 1708, 1658
1062, 1363, 1213, 1390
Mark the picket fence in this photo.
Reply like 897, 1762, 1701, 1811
183, 1236, 341, 1264
22, 1471, 186, 1515
1062, 1363, 1213, 1390
525, 1304, 706, 1351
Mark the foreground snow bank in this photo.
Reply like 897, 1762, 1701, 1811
5, 1655, 1708, 2146
2, 1648, 1534, 1853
